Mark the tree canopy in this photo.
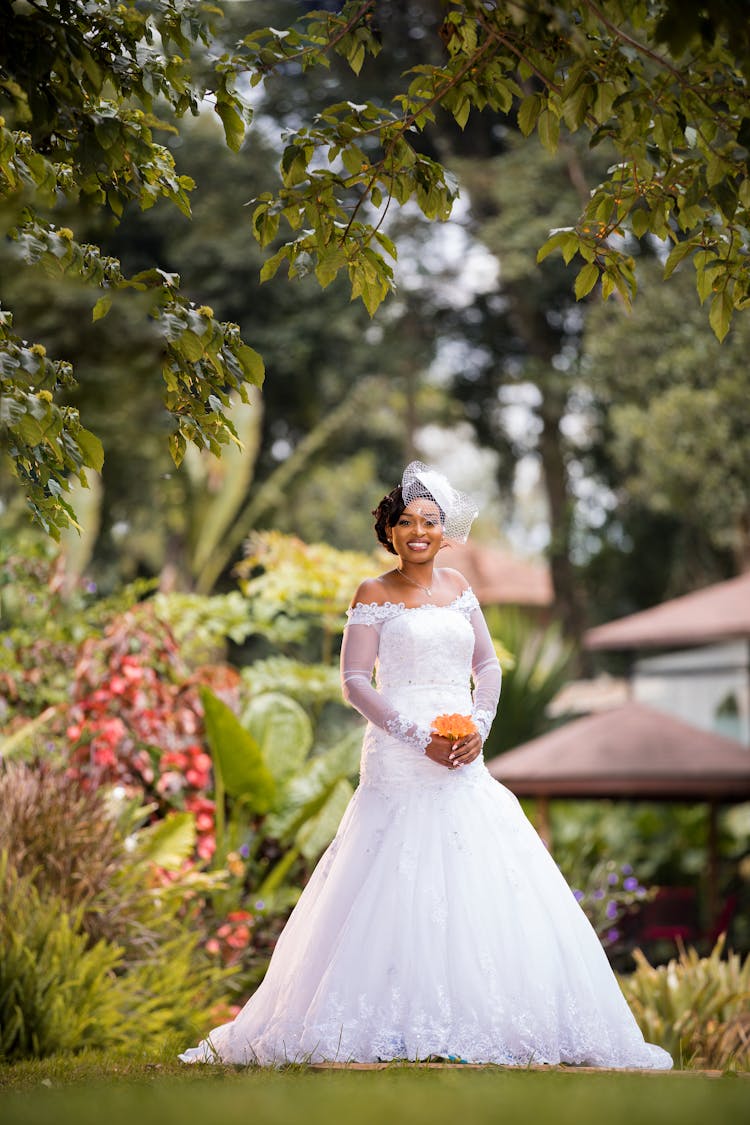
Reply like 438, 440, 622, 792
0, 0, 262, 535
2, 0, 749, 538
239, 0, 750, 336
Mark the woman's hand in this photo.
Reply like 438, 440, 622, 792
425, 731, 483, 770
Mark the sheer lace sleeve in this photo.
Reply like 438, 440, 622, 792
340, 612, 432, 754
467, 599, 502, 745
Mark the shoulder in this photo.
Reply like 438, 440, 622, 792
349, 576, 389, 609
437, 568, 471, 595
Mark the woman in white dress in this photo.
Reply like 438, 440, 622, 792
180, 462, 672, 1070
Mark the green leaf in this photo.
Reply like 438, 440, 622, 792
601, 272, 615, 300
295, 777, 354, 861
179, 331, 205, 362
76, 428, 104, 472
135, 812, 196, 870
237, 344, 265, 386
240, 691, 313, 784
574, 262, 600, 300
201, 687, 276, 812
92, 296, 112, 322
663, 238, 695, 279
349, 42, 365, 75
215, 101, 245, 153
538, 109, 560, 153
453, 98, 470, 130
266, 728, 360, 841
259, 246, 289, 282
518, 94, 542, 137
630, 208, 650, 239
537, 229, 575, 263
708, 287, 732, 342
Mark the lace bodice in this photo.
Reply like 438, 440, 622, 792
340, 588, 501, 782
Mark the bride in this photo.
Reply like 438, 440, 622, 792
180, 462, 672, 1069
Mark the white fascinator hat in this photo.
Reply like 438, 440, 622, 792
401, 461, 479, 543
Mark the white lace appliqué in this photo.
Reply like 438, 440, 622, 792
383, 714, 431, 754
346, 588, 480, 627
472, 709, 494, 743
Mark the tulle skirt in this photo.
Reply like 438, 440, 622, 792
179, 765, 672, 1069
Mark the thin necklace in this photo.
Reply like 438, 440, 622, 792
397, 569, 432, 596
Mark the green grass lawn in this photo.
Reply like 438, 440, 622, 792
0, 1052, 748, 1125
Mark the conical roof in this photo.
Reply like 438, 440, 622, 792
489, 702, 750, 800
585, 572, 750, 650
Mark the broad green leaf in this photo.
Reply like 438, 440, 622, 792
259, 246, 290, 283
92, 296, 112, 322
201, 687, 276, 812
453, 98, 470, 130
538, 109, 560, 153
215, 101, 245, 153
237, 344, 265, 386
76, 428, 104, 472
663, 238, 695, 279
575, 262, 600, 299
179, 330, 205, 362
241, 691, 313, 784
708, 288, 732, 342
630, 208, 650, 239
349, 42, 366, 75
517, 94, 542, 137
295, 777, 354, 860
266, 728, 361, 840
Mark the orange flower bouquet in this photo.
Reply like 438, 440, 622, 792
431, 713, 477, 743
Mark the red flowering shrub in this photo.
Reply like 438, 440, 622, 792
65, 604, 238, 866
205, 909, 256, 965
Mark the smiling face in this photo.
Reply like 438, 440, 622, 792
388, 498, 445, 563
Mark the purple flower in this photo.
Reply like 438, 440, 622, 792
624, 876, 638, 891
606, 900, 619, 919
606, 928, 620, 943
593, 888, 605, 900
85, 579, 97, 594
573, 889, 584, 902
607, 872, 619, 885
621, 864, 633, 875
254, 899, 266, 910
239, 843, 250, 859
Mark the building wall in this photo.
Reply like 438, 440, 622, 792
632, 640, 750, 746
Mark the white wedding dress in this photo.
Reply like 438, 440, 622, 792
180, 589, 672, 1069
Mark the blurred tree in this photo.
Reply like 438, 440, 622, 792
441, 134, 613, 640
582, 259, 750, 584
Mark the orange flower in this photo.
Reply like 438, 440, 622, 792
431, 713, 477, 742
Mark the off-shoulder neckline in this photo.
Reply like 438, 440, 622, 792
347, 587, 477, 616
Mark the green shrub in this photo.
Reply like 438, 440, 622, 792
0, 854, 124, 1060
619, 936, 750, 1070
0, 764, 231, 1060
0, 850, 228, 1060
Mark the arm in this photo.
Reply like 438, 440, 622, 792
340, 620, 433, 754
469, 605, 502, 745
